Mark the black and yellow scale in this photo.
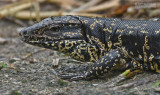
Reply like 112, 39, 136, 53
20, 15, 160, 80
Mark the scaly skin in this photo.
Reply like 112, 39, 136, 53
20, 15, 160, 80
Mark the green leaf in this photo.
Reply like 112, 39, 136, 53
57, 79, 68, 86
10, 90, 22, 95
0, 61, 9, 69
152, 80, 160, 87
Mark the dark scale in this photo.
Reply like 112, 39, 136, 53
20, 15, 160, 80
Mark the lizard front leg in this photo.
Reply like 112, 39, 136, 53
60, 49, 133, 80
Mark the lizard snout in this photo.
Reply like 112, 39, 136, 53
19, 29, 27, 36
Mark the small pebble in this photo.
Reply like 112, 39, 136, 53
92, 84, 98, 86
154, 87, 160, 92
9, 57, 21, 63
0, 37, 8, 45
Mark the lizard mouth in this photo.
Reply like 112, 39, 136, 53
19, 25, 86, 51
20, 28, 64, 43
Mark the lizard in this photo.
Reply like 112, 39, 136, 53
19, 15, 160, 80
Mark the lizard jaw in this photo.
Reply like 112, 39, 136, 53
19, 16, 84, 43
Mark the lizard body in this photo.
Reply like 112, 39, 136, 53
20, 16, 160, 80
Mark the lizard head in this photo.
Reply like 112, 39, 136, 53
20, 16, 98, 62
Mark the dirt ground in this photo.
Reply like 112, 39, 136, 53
0, 18, 160, 95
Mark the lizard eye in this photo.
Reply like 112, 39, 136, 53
48, 26, 60, 33
51, 27, 60, 32
44, 26, 61, 37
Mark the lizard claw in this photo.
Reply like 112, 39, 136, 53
60, 73, 86, 81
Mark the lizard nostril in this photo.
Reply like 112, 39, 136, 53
20, 29, 28, 36
19, 32, 22, 36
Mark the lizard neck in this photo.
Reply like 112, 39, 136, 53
103, 18, 121, 52
77, 16, 119, 58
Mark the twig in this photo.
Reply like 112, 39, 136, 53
5, 16, 27, 27
84, 0, 120, 12
32, 0, 41, 22
46, 0, 81, 6
0, 0, 18, 2
111, 74, 158, 90
21, 48, 46, 60
0, 0, 45, 18
72, 0, 102, 13
105, 74, 126, 87
14, 11, 103, 19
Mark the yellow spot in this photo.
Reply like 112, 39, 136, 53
104, 69, 108, 72
83, 20, 88, 24
96, 71, 99, 75
155, 63, 160, 73
38, 31, 42, 35
90, 22, 96, 30
108, 29, 112, 33
90, 71, 93, 73
125, 24, 128, 26
130, 51, 134, 55
101, 71, 103, 74
129, 31, 134, 34
149, 53, 154, 62
135, 43, 137, 46
114, 35, 122, 46
105, 61, 109, 64
120, 59, 126, 64
103, 28, 112, 33
143, 36, 150, 63
143, 24, 147, 26
141, 30, 148, 33
152, 18, 159, 21
95, 67, 98, 70
132, 61, 137, 68
108, 41, 112, 51
111, 23, 115, 26
115, 59, 118, 62
144, 52, 148, 63
116, 29, 123, 33
45, 42, 48, 44
138, 54, 142, 59
69, 24, 72, 27
103, 28, 107, 31
99, 66, 102, 70
117, 54, 121, 57
52, 43, 55, 46
155, 31, 160, 34
100, 58, 104, 63
106, 66, 109, 69
140, 65, 143, 70
109, 54, 112, 57
113, 63, 116, 66
150, 62, 154, 70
